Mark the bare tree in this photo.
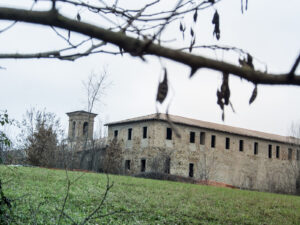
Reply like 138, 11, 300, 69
198, 147, 217, 182
102, 138, 123, 174
287, 122, 300, 194
83, 69, 110, 114
82, 69, 109, 143
70, 70, 110, 171
0, 0, 299, 115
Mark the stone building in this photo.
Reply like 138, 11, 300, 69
66, 110, 97, 150
106, 113, 300, 194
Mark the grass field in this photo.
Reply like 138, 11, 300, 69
1, 166, 300, 225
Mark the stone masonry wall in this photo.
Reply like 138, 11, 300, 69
68, 114, 95, 141
108, 120, 300, 194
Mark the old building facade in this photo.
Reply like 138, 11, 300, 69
67, 110, 97, 150
106, 113, 300, 194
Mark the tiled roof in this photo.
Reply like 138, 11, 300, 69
105, 113, 296, 144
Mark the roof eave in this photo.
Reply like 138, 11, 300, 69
105, 117, 292, 144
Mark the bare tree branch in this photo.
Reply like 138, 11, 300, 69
80, 174, 114, 225
83, 70, 109, 113
51, 26, 76, 47
289, 53, 300, 78
0, 41, 112, 61
55, 207, 78, 225
0, 51, 62, 60
0, 21, 17, 34
57, 170, 71, 224
0, 7, 299, 85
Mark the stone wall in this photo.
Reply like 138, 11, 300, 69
67, 112, 96, 141
108, 120, 300, 194
54, 147, 107, 172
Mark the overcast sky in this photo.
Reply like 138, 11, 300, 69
0, 0, 299, 140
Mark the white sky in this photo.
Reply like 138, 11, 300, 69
0, 0, 299, 139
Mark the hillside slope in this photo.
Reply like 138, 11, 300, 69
1, 166, 299, 224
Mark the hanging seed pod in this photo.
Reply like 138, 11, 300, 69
179, 21, 186, 40
190, 28, 194, 37
156, 68, 168, 104
217, 72, 232, 121
249, 85, 257, 104
220, 72, 230, 105
76, 13, 81, 21
193, 9, 198, 23
217, 90, 224, 110
212, 10, 220, 40
189, 37, 195, 52
179, 22, 184, 31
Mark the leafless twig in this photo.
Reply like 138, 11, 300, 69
80, 174, 114, 225
0, 21, 17, 34
57, 169, 71, 224
289, 53, 300, 78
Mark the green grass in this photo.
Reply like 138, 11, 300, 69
1, 165, 300, 225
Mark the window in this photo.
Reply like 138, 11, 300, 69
143, 126, 147, 139
268, 145, 272, 158
190, 131, 195, 143
189, 163, 194, 178
211, 135, 216, 148
83, 122, 88, 137
125, 160, 131, 170
225, 137, 230, 150
166, 128, 172, 140
128, 128, 132, 140
297, 150, 300, 161
276, 146, 280, 159
254, 142, 258, 155
141, 159, 146, 172
288, 148, 293, 160
200, 132, 206, 145
72, 121, 76, 138
114, 130, 118, 138
239, 140, 244, 152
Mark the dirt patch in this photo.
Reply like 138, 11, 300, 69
134, 172, 238, 189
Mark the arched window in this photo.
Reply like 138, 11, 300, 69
72, 121, 76, 138
83, 122, 89, 137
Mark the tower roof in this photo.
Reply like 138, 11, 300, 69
66, 110, 97, 117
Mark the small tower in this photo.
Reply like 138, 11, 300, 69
66, 110, 97, 142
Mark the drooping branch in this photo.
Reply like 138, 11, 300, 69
0, 7, 299, 85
